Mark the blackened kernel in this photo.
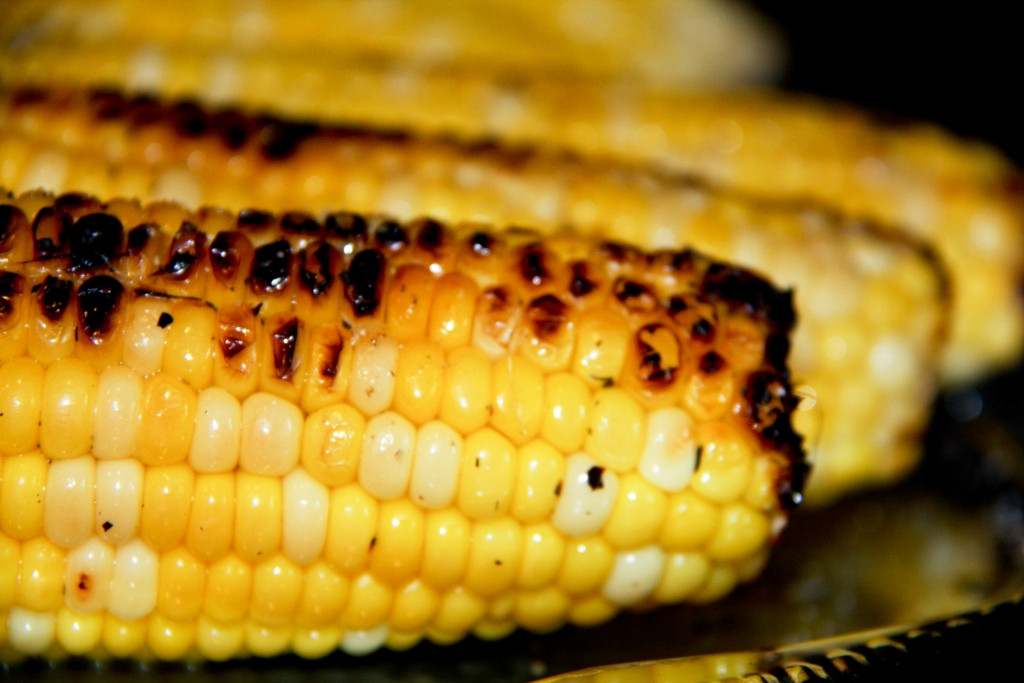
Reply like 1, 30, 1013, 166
158, 222, 205, 279
636, 323, 682, 385
38, 276, 72, 321
299, 242, 335, 297
126, 223, 155, 253
209, 231, 242, 282
374, 220, 407, 249
671, 248, 698, 272
484, 286, 511, 312
414, 218, 445, 251
157, 312, 174, 328
599, 241, 642, 263
218, 308, 255, 360
613, 278, 658, 312
250, 240, 292, 293
527, 294, 568, 340
469, 231, 494, 255
668, 296, 688, 314
259, 122, 317, 160
68, 212, 124, 272
344, 249, 385, 317
76, 275, 124, 339
213, 112, 254, 149
325, 212, 368, 241
170, 101, 208, 137
699, 351, 725, 374
272, 317, 300, 381
54, 192, 96, 211
586, 466, 605, 490
691, 318, 715, 342
0, 205, 28, 252
519, 245, 549, 286
569, 262, 596, 297
236, 209, 275, 232
0, 271, 24, 319
281, 211, 321, 235
320, 337, 343, 380
33, 207, 70, 258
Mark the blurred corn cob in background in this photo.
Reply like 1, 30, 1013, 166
1, 2, 1016, 386
0, 189, 804, 660
0, 88, 950, 503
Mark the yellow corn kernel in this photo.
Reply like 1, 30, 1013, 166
157, 546, 206, 622
572, 310, 628, 387
139, 463, 194, 552
325, 484, 378, 575
557, 535, 614, 596
393, 339, 444, 425
204, 554, 252, 623
368, 499, 425, 586
690, 565, 739, 604
92, 364, 143, 461
514, 586, 571, 633
292, 625, 343, 659
1, 452, 47, 539
340, 573, 393, 631
690, 422, 754, 504
704, 503, 771, 563
139, 372, 197, 466
0, 534, 18, 608
301, 403, 365, 487
431, 586, 487, 637
17, 537, 66, 612
659, 489, 722, 551
385, 264, 436, 342
244, 621, 293, 658
464, 517, 523, 598
148, 612, 196, 661
585, 387, 646, 472
511, 439, 564, 524
458, 428, 516, 519
567, 595, 618, 627
55, 608, 103, 655
0, 357, 43, 455
239, 391, 303, 476
189, 386, 242, 473
251, 554, 303, 626
428, 273, 478, 350
163, 300, 216, 389
409, 420, 462, 509
43, 455, 96, 549
440, 346, 492, 434
64, 537, 114, 613
95, 457, 144, 545
296, 561, 348, 627
348, 335, 399, 416
195, 615, 245, 662
652, 552, 713, 604
517, 523, 566, 590
234, 472, 282, 563
39, 357, 96, 459
358, 410, 417, 500
102, 614, 148, 659
388, 579, 440, 633
540, 371, 590, 454
602, 472, 669, 549
187, 472, 236, 562
490, 355, 544, 444
421, 508, 471, 589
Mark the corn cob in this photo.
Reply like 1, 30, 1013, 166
0, 42, 1013, 386
0, 0, 782, 90
0, 188, 803, 661
0, 88, 949, 503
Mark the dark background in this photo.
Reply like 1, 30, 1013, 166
753, 3, 1021, 164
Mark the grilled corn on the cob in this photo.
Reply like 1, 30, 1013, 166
0, 88, 949, 502
0, 188, 804, 660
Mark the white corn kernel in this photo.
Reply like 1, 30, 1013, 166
44, 455, 96, 549
6, 606, 56, 655
551, 452, 619, 537
123, 297, 172, 376
108, 538, 159, 621
340, 625, 390, 656
358, 410, 416, 500
95, 458, 144, 545
64, 537, 114, 613
93, 365, 143, 460
349, 336, 399, 416
638, 407, 699, 492
409, 420, 462, 509
602, 546, 666, 606
239, 392, 303, 476
189, 386, 242, 473
282, 467, 330, 566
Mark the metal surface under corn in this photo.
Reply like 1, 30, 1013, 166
0, 89, 948, 503
0, 189, 804, 661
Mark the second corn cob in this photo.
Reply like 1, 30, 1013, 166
0, 88, 949, 502
0, 188, 804, 661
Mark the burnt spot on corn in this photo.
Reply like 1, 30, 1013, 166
587, 466, 605, 490
599, 241, 643, 264
414, 218, 445, 252
76, 275, 124, 339
299, 242, 335, 297
569, 262, 596, 298
54, 192, 100, 213
209, 231, 244, 283
484, 286, 511, 312
636, 323, 682, 385
519, 245, 549, 286
33, 206, 70, 259
272, 317, 300, 381
157, 312, 174, 329
317, 330, 344, 382
159, 223, 205, 279
743, 370, 805, 509
218, 306, 256, 360
126, 223, 155, 253
344, 249, 385, 317
0, 205, 28, 253
325, 212, 368, 242
237, 209, 275, 233
699, 351, 725, 374
691, 318, 715, 343
527, 294, 568, 340
374, 220, 408, 250
37, 276, 72, 321
250, 239, 292, 294
614, 278, 659, 313
470, 231, 494, 256
0, 271, 23, 320
258, 121, 317, 160
281, 211, 321, 236
67, 212, 123, 272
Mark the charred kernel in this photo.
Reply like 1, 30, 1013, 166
76, 275, 124, 338
0, 205, 28, 251
250, 240, 292, 294
280, 212, 321, 235
691, 318, 715, 342
258, 122, 316, 159
0, 271, 23, 318
699, 351, 725, 374
587, 466, 605, 490
209, 231, 245, 282
272, 317, 300, 381
38, 276, 73, 321
54, 192, 97, 211
469, 231, 494, 255
67, 213, 123, 272
743, 371, 803, 480
519, 246, 549, 286
218, 306, 256, 360
159, 223, 205, 278
126, 224, 154, 253
599, 242, 642, 264
636, 324, 682, 384
374, 220, 408, 249
299, 242, 335, 297
344, 249, 385, 317
325, 212, 367, 241
237, 209, 275, 232
318, 335, 343, 380
613, 279, 659, 313
157, 313, 174, 329
526, 295, 569, 340
33, 207, 69, 258
414, 219, 445, 251
569, 262, 596, 298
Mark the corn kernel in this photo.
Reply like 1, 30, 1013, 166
704, 503, 771, 563
102, 614, 148, 659
540, 372, 590, 454
409, 420, 462, 509
55, 608, 103, 655
551, 452, 619, 538
163, 300, 216, 389
189, 386, 242, 473
440, 346, 492, 434
251, 554, 303, 626
369, 499, 425, 586
95, 457, 144, 545
139, 463, 194, 551
325, 484, 378, 574
292, 625, 342, 659
511, 440, 564, 524
514, 587, 571, 633
340, 573, 393, 631
358, 410, 417, 500
602, 472, 668, 549
204, 554, 253, 623
490, 355, 544, 444
421, 509, 471, 590
557, 535, 614, 596
428, 273, 478, 350
245, 621, 293, 658
6, 606, 56, 655
0, 535, 19, 608
234, 472, 282, 563
109, 538, 159, 621
602, 546, 666, 606
584, 387, 646, 472
464, 517, 523, 598
517, 523, 566, 590
458, 428, 516, 519
157, 546, 206, 622
0, 357, 43, 456
301, 403, 365, 487
659, 489, 721, 551
349, 335, 399, 416
195, 615, 245, 662
652, 552, 713, 604
385, 264, 436, 342
187, 472, 236, 562
43, 455, 95, 549
572, 310, 628, 386
139, 372, 197, 466
690, 422, 754, 504
1, 452, 47, 539
17, 537, 65, 612
282, 467, 330, 566
40, 357, 96, 459
388, 580, 440, 632
432, 586, 487, 636
296, 561, 348, 627
63, 537, 113, 613
93, 364, 143, 460
393, 339, 444, 425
